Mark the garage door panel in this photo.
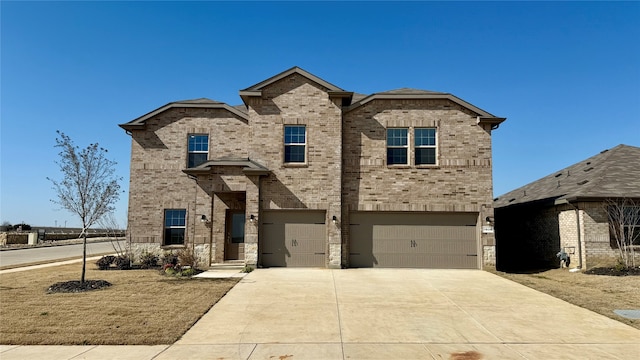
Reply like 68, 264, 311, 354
349, 212, 479, 269
262, 211, 326, 267
372, 239, 475, 255
373, 225, 476, 241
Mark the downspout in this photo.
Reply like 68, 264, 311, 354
187, 174, 198, 253
564, 200, 583, 269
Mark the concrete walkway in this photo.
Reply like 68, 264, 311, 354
1, 269, 639, 359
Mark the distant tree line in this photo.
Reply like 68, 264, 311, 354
0, 222, 32, 232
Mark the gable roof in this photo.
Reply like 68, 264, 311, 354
344, 88, 505, 126
119, 98, 249, 131
494, 144, 640, 208
239, 66, 353, 104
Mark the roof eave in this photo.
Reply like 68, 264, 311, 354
118, 123, 145, 132
477, 116, 507, 126
344, 93, 501, 119
120, 102, 249, 131
239, 90, 262, 106
182, 159, 271, 177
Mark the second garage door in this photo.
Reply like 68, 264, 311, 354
349, 212, 478, 269
261, 211, 326, 267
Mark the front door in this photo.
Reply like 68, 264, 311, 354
224, 211, 245, 260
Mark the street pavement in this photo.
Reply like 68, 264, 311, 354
0, 240, 125, 268
1, 268, 638, 359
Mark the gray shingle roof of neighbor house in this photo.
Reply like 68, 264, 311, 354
494, 144, 640, 208
118, 98, 249, 131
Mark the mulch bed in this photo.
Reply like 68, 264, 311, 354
47, 280, 112, 293
584, 266, 640, 276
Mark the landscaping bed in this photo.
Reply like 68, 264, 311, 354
0, 263, 239, 345
489, 267, 640, 330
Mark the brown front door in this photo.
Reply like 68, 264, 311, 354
224, 211, 245, 260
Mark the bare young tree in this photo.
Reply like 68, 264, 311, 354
48, 131, 122, 283
605, 198, 640, 268
96, 211, 129, 265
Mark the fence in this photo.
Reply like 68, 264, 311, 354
0, 230, 125, 246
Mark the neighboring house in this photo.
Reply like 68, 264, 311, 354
119, 67, 505, 269
494, 144, 640, 271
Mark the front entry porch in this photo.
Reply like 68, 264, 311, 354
183, 159, 266, 269
212, 192, 246, 266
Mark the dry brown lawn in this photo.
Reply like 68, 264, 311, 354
0, 263, 239, 345
489, 267, 640, 330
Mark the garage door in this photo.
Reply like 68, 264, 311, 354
349, 212, 478, 269
261, 211, 326, 267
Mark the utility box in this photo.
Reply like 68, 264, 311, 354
28, 231, 38, 245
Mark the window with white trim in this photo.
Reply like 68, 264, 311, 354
415, 128, 437, 165
386, 128, 408, 165
284, 125, 306, 163
164, 209, 186, 245
188, 134, 208, 168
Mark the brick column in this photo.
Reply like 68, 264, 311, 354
244, 175, 260, 267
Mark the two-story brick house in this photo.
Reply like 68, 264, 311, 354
119, 67, 505, 269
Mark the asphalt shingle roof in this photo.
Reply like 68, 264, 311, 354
376, 88, 448, 95
494, 144, 640, 208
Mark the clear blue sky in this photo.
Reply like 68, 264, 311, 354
1, 1, 639, 228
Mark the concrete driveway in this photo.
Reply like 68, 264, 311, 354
1, 269, 638, 359
165, 269, 639, 359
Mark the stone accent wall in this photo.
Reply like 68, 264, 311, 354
483, 245, 495, 266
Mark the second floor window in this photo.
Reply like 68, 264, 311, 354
386, 128, 408, 165
284, 125, 306, 163
188, 134, 208, 168
415, 128, 437, 165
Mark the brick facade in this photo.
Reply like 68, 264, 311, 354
121, 67, 503, 269
498, 201, 639, 271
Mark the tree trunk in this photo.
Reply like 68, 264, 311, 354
81, 234, 87, 283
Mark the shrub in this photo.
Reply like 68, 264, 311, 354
96, 255, 116, 270
181, 268, 197, 277
139, 251, 159, 269
114, 255, 131, 270
241, 265, 254, 273
162, 252, 179, 267
178, 248, 199, 269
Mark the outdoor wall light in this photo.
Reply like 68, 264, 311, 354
201, 215, 208, 223
250, 214, 255, 223
332, 215, 338, 224
485, 216, 494, 225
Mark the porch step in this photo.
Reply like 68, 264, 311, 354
208, 260, 245, 270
